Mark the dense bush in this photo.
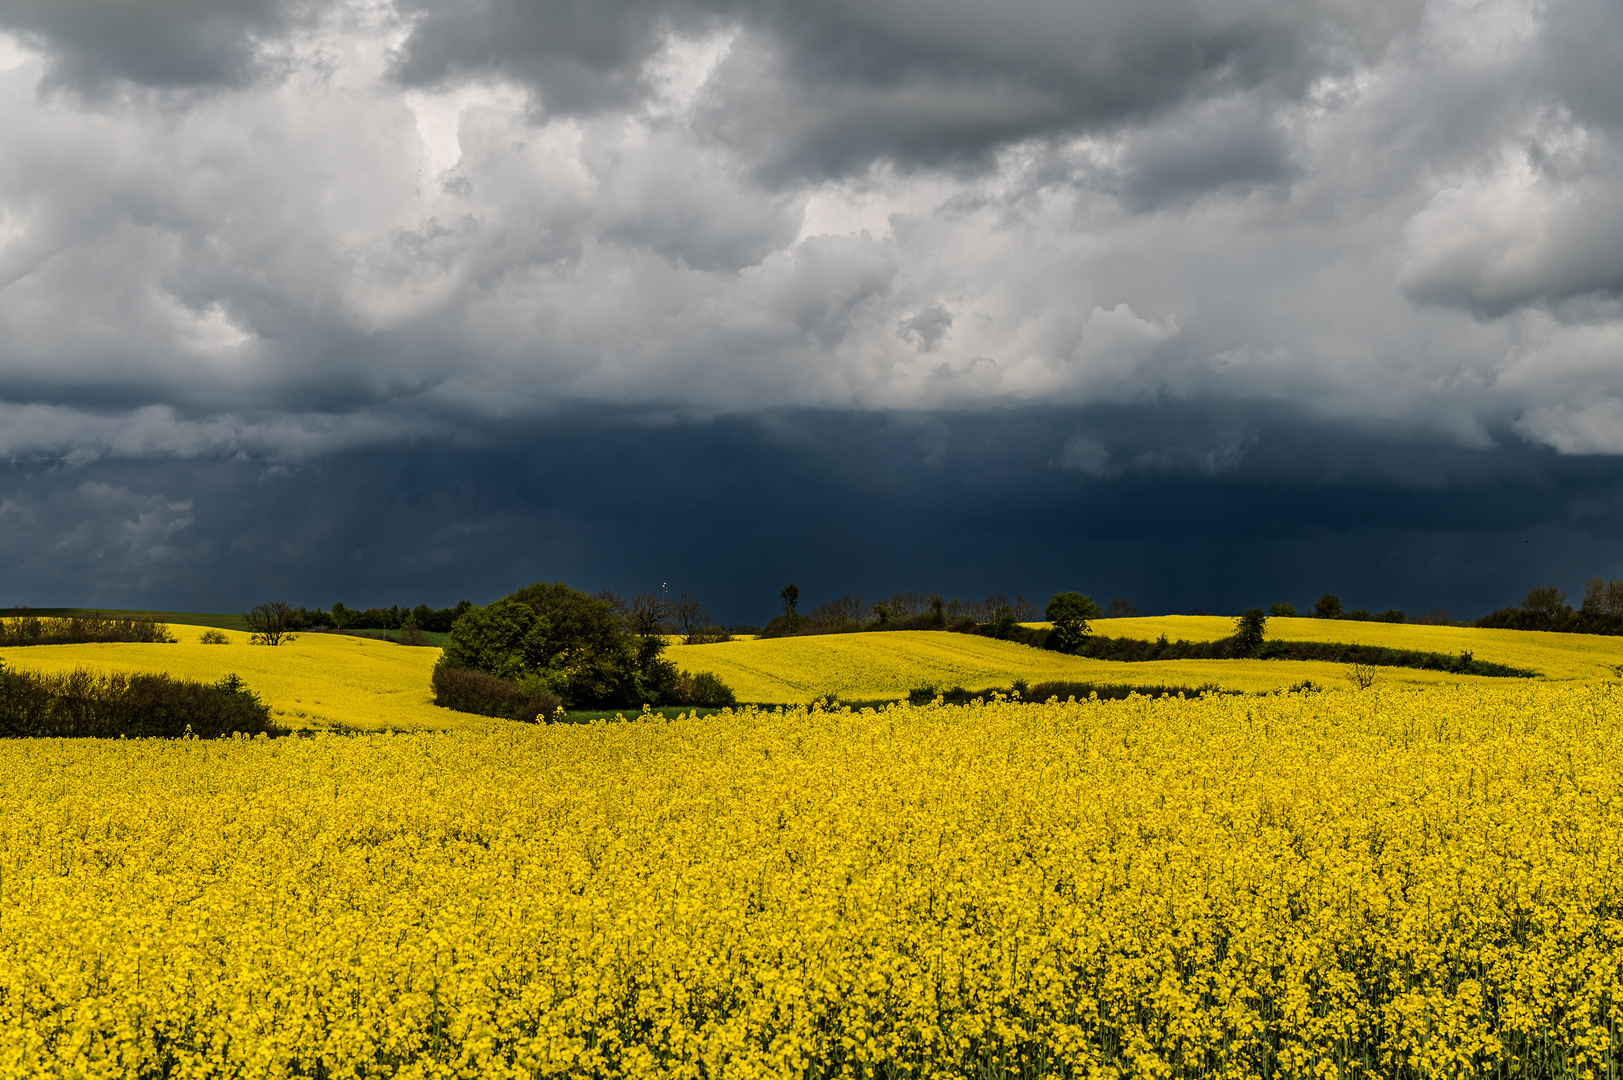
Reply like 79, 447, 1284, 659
1337, 608, 1405, 623
431, 665, 562, 723
434, 581, 734, 710
0, 613, 174, 647
0, 662, 276, 737
668, 670, 737, 707
909, 681, 1227, 705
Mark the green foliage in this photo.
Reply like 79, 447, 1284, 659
0, 613, 175, 647
0, 661, 277, 737
431, 664, 562, 723
441, 599, 551, 681
328, 600, 470, 632
1521, 586, 1569, 622
1314, 594, 1343, 619
1073, 633, 1535, 676
1584, 577, 1623, 617
436, 582, 733, 710
1269, 602, 1296, 617
1233, 609, 1267, 656
1045, 592, 1101, 650
669, 670, 737, 708
909, 680, 1230, 706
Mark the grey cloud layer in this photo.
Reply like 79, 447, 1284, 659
0, 0, 1620, 463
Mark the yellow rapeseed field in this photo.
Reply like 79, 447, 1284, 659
1096, 615, 1623, 681
5, 686, 1623, 1077
664, 630, 1509, 703
0, 628, 452, 732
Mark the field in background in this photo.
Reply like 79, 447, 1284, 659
0, 628, 457, 733
665, 629, 1519, 702
12, 612, 1623, 722
2, 607, 248, 631
1093, 614, 1623, 680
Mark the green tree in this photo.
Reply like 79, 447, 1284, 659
1045, 592, 1100, 650
505, 582, 647, 704
244, 601, 298, 646
1269, 601, 1296, 617
1314, 594, 1343, 619
440, 599, 553, 682
780, 583, 800, 629
1520, 585, 1568, 622
1233, 609, 1267, 656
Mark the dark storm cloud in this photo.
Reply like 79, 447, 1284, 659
702, 0, 1422, 178
1536, 0, 1623, 131
1112, 96, 1298, 211
1, 407, 1616, 620
392, 0, 708, 114
0, 0, 310, 90
389, 0, 1422, 175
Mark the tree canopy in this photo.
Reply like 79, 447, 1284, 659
1045, 592, 1100, 650
440, 582, 677, 708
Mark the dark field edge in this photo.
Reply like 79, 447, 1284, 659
1070, 633, 1540, 678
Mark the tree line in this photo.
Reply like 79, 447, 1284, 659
245, 601, 476, 634
1473, 579, 1623, 635
761, 587, 1049, 638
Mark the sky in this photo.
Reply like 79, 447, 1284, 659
0, 0, 1621, 622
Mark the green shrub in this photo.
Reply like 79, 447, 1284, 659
910, 681, 1228, 705
430, 664, 563, 723
0, 662, 276, 737
396, 625, 436, 647
0, 614, 174, 647
668, 670, 737, 708
198, 629, 231, 644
